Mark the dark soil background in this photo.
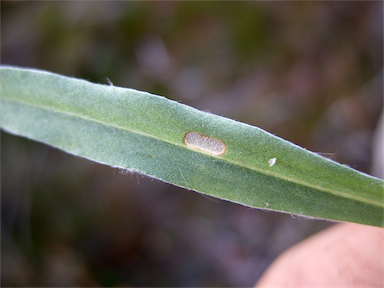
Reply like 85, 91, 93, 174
1, 2, 383, 287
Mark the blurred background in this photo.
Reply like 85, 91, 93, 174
1, 1, 383, 287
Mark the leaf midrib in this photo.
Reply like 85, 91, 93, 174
1, 96, 382, 208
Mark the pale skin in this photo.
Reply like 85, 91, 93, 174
255, 223, 384, 287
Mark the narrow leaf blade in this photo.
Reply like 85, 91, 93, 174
1, 66, 383, 226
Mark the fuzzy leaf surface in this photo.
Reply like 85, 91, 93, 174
1, 67, 383, 226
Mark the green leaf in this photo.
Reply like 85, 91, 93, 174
1, 66, 383, 227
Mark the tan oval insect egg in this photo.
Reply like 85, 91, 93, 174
183, 132, 226, 156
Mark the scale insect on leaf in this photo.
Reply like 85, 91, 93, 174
183, 132, 226, 156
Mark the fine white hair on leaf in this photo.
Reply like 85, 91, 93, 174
268, 157, 277, 167
183, 132, 226, 156
105, 76, 114, 86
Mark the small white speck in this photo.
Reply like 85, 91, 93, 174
266, 202, 269, 207
268, 158, 277, 167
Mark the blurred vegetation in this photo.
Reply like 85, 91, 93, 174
1, 1, 383, 287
